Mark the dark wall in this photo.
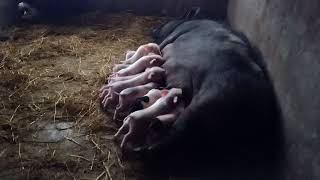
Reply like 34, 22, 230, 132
228, 1, 320, 180
0, 0, 18, 28
0, 0, 227, 27
106, 0, 228, 19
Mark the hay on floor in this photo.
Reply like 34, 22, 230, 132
0, 12, 167, 179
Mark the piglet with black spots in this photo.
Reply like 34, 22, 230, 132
113, 82, 159, 120
114, 88, 183, 149
128, 88, 169, 113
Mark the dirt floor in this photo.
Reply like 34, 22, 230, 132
0, 12, 168, 180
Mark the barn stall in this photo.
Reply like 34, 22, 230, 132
0, 1, 221, 179
0, 0, 319, 180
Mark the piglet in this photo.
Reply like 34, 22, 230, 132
112, 50, 136, 72
112, 64, 130, 73
155, 106, 184, 126
117, 54, 164, 77
148, 96, 185, 131
126, 50, 136, 60
107, 73, 140, 84
129, 88, 169, 113
103, 68, 154, 98
113, 82, 159, 120
100, 74, 140, 100
114, 88, 182, 148
122, 43, 161, 64
101, 67, 166, 110
146, 101, 185, 144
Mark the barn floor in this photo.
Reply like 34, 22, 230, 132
0, 12, 167, 180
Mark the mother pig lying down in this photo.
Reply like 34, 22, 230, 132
101, 5, 279, 155
100, 43, 186, 150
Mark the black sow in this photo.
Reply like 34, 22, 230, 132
150, 8, 282, 161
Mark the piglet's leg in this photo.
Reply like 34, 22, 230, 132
102, 95, 111, 110
114, 95, 130, 120
99, 86, 110, 99
113, 108, 120, 121
115, 116, 150, 149
102, 91, 119, 110
114, 117, 132, 148
113, 102, 125, 121
114, 117, 129, 138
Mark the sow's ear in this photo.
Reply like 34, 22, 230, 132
180, 7, 201, 20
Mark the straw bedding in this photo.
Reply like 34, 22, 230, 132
0, 12, 167, 179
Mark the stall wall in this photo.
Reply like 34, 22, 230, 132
228, 1, 320, 180
105, 0, 228, 19
0, 0, 228, 28
0, 0, 18, 28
